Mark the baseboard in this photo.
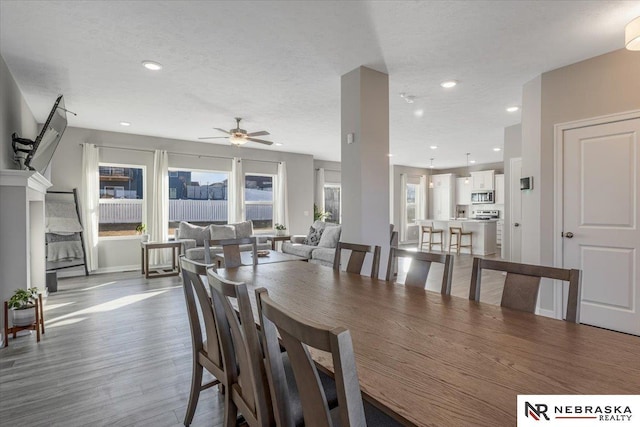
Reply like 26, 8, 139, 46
94, 264, 140, 274
535, 307, 558, 319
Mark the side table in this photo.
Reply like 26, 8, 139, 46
267, 235, 292, 251
141, 241, 182, 279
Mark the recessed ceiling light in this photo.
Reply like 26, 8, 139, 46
387, 153, 394, 157
430, 145, 438, 150
414, 109, 424, 117
506, 106, 519, 113
275, 142, 283, 146
119, 121, 131, 126
469, 160, 476, 164
440, 80, 457, 89
493, 147, 501, 152
142, 60, 163, 71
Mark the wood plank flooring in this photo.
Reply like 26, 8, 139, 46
0, 252, 503, 426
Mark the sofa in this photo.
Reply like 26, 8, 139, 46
175, 220, 271, 262
281, 221, 342, 267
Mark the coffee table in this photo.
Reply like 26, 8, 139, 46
140, 241, 182, 279
214, 249, 304, 268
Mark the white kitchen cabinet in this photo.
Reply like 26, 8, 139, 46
470, 170, 495, 191
456, 177, 471, 206
495, 174, 505, 204
430, 173, 456, 220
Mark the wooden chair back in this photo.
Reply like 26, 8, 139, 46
207, 269, 273, 427
333, 242, 381, 278
180, 256, 230, 424
386, 247, 454, 294
205, 237, 258, 268
469, 258, 582, 323
256, 287, 366, 427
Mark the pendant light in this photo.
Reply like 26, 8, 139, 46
464, 153, 471, 184
429, 158, 435, 188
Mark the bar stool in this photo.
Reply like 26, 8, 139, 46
449, 225, 473, 255
420, 223, 444, 252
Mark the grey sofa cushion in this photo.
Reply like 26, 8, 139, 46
210, 224, 236, 241
234, 220, 253, 238
178, 222, 210, 246
186, 241, 271, 261
281, 242, 316, 259
310, 247, 336, 265
318, 225, 341, 248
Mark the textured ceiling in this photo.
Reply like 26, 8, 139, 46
1, 1, 639, 168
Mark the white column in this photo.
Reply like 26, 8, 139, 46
341, 66, 390, 278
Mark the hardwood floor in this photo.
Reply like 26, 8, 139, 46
0, 251, 504, 426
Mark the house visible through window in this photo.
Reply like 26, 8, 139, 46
98, 164, 144, 237
245, 174, 274, 230
168, 169, 229, 235
324, 184, 341, 224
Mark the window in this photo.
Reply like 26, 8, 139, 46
98, 164, 144, 237
406, 182, 418, 226
168, 169, 229, 235
245, 174, 274, 230
323, 184, 341, 224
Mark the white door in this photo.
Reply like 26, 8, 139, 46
563, 118, 640, 335
509, 158, 522, 262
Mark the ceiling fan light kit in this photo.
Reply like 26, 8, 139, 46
199, 117, 274, 146
625, 16, 640, 50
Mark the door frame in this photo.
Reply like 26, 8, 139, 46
553, 109, 640, 319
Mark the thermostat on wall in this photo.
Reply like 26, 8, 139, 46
520, 176, 533, 190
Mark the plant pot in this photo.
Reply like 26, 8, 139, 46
12, 306, 36, 327
275, 229, 286, 237
141, 234, 150, 243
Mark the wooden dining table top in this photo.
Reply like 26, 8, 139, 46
216, 261, 640, 427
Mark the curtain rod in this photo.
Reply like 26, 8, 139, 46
78, 143, 282, 164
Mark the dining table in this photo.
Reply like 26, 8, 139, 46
216, 261, 640, 427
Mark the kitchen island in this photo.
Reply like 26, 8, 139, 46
417, 219, 497, 256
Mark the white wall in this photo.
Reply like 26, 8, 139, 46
0, 54, 38, 170
521, 48, 640, 312
50, 127, 314, 272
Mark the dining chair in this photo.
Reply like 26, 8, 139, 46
207, 269, 273, 427
468, 257, 582, 323
205, 237, 258, 268
332, 242, 381, 278
385, 247, 454, 294
180, 256, 231, 426
207, 270, 339, 427
256, 288, 402, 427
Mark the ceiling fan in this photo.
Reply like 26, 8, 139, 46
199, 117, 274, 146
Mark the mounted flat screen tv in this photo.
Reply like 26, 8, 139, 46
24, 95, 68, 174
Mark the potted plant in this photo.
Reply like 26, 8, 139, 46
274, 223, 287, 236
313, 204, 332, 222
8, 287, 39, 327
136, 224, 150, 242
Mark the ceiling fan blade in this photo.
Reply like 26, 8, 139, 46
213, 128, 230, 134
247, 130, 270, 137
198, 136, 229, 140
247, 137, 274, 146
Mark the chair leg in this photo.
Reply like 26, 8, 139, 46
224, 392, 238, 427
469, 234, 473, 255
184, 361, 204, 426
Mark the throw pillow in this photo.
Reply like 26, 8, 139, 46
178, 222, 210, 246
318, 225, 341, 248
210, 224, 236, 241
303, 225, 324, 246
234, 220, 253, 239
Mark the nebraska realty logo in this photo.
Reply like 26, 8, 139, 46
517, 396, 638, 426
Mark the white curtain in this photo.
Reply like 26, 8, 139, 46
80, 143, 99, 272
229, 157, 245, 223
315, 168, 325, 212
418, 175, 428, 220
150, 150, 169, 265
399, 173, 407, 242
274, 162, 289, 231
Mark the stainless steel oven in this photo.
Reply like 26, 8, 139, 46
471, 191, 494, 204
